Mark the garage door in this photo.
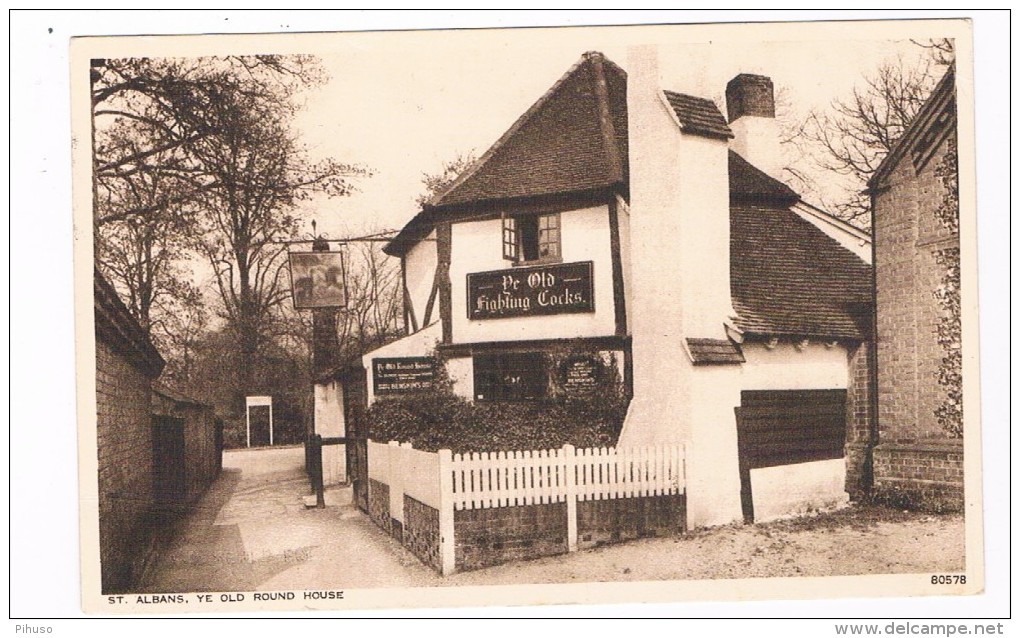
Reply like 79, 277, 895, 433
735, 389, 847, 522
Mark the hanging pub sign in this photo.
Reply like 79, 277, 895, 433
288, 251, 346, 309
466, 261, 595, 320
372, 357, 436, 395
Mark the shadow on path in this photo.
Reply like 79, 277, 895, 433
137, 446, 441, 593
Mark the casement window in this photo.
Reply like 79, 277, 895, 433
501, 213, 561, 264
473, 352, 548, 401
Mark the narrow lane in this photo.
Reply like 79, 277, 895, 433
138, 446, 442, 593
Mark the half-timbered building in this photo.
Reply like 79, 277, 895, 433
317, 49, 874, 526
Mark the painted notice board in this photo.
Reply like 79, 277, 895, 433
372, 357, 436, 395
561, 355, 602, 395
466, 261, 595, 320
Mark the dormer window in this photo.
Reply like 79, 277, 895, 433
502, 212, 561, 264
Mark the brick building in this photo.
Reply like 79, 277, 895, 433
868, 67, 963, 510
94, 270, 222, 592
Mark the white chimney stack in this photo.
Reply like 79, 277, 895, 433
621, 45, 690, 446
619, 47, 747, 528
726, 73, 783, 180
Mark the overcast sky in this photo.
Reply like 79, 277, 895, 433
77, 20, 958, 305
283, 24, 937, 240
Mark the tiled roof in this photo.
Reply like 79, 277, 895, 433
430, 51, 628, 209
386, 54, 873, 343
730, 203, 873, 339
662, 91, 734, 140
870, 66, 956, 189
728, 150, 799, 202
153, 382, 209, 407
686, 338, 745, 364
94, 269, 166, 377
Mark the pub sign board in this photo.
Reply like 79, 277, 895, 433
288, 251, 347, 309
372, 357, 436, 395
467, 261, 595, 320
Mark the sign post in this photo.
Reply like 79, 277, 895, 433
245, 395, 273, 448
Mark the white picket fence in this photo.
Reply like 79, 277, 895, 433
449, 444, 685, 511
366, 439, 685, 575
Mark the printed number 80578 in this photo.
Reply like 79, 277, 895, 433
931, 575, 966, 584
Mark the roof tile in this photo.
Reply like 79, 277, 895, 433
432, 52, 627, 208
687, 338, 745, 364
663, 91, 733, 140
728, 150, 799, 202
730, 203, 872, 339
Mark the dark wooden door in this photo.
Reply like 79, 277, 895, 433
735, 389, 847, 523
152, 416, 186, 511
249, 405, 271, 447
342, 367, 369, 512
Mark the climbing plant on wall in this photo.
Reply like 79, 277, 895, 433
932, 134, 962, 438
934, 135, 960, 234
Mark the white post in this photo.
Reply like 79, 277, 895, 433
389, 441, 403, 524
438, 449, 455, 575
269, 403, 274, 446
563, 444, 577, 552
245, 406, 251, 448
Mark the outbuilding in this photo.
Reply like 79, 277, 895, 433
93, 270, 223, 592
867, 66, 963, 510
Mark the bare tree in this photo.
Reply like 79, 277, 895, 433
91, 55, 325, 225
153, 290, 209, 388
414, 151, 477, 208
190, 91, 367, 399
92, 54, 369, 403
797, 41, 954, 228
334, 240, 403, 361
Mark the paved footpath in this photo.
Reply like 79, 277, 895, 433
138, 445, 444, 593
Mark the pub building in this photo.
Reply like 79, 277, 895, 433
315, 48, 874, 527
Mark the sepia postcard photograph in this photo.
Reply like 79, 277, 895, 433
10, 11, 1002, 622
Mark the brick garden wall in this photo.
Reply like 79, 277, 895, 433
844, 341, 874, 499
873, 126, 962, 510
367, 478, 392, 536
364, 442, 687, 574
403, 496, 441, 572
96, 340, 156, 593
454, 503, 568, 572
873, 442, 964, 511
577, 494, 685, 549
366, 479, 442, 570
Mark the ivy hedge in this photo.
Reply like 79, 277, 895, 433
366, 353, 629, 453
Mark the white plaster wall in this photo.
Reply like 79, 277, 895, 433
730, 115, 783, 181
313, 380, 346, 486
445, 356, 474, 400
741, 341, 850, 391
621, 47, 692, 442
362, 322, 443, 405
741, 341, 851, 522
676, 132, 735, 338
449, 206, 617, 344
750, 459, 849, 522
404, 229, 438, 325
683, 365, 745, 528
